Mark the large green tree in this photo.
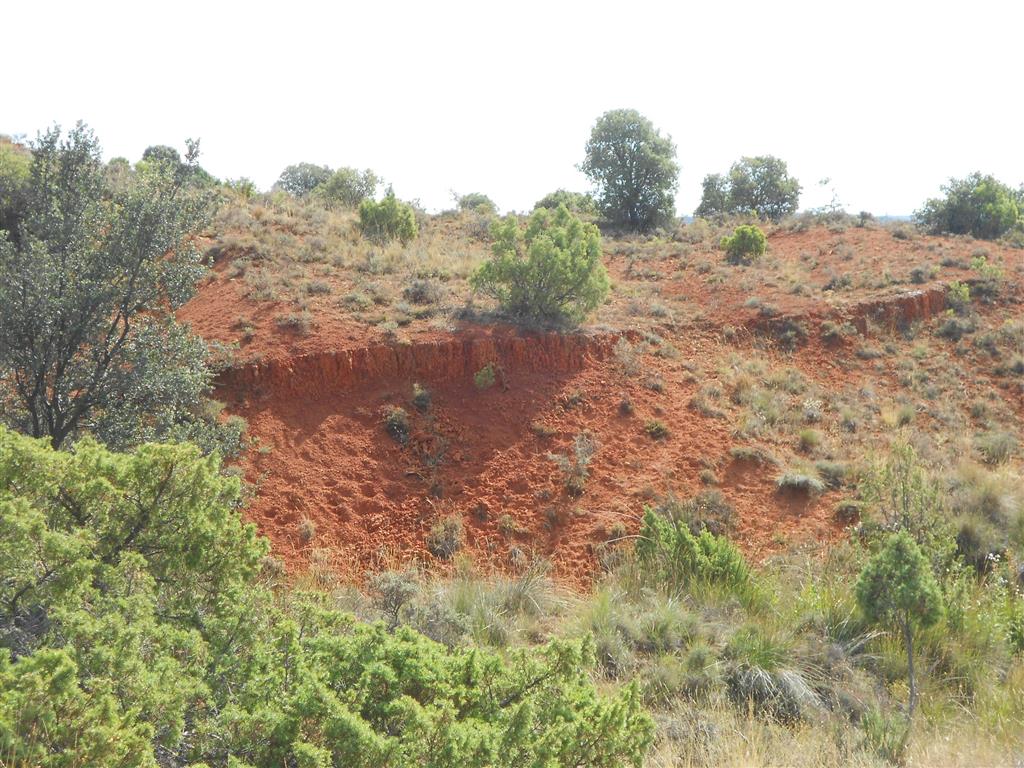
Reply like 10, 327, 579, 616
275, 162, 333, 196
317, 167, 380, 208
580, 109, 679, 231
0, 123, 233, 452
0, 427, 655, 767
695, 156, 801, 222
915, 172, 1021, 239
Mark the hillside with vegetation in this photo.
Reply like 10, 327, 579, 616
1, 116, 1022, 767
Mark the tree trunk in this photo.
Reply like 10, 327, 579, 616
902, 616, 917, 721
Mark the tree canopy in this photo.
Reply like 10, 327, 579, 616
580, 109, 679, 231
456, 192, 497, 214
915, 172, 1021, 240
0, 123, 236, 452
695, 156, 801, 222
318, 167, 380, 208
275, 162, 333, 196
0, 136, 31, 234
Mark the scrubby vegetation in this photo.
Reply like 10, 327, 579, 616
472, 204, 609, 325
359, 448, 1020, 767
0, 428, 654, 767
5, 417, 1020, 767
275, 163, 380, 208
534, 189, 598, 216
456, 192, 497, 214
3, 115, 1023, 768
721, 223, 767, 264
319, 167, 381, 208
358, 189, 418, 245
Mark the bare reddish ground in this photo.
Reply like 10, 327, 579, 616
215, 329, 845, 586
180, 224, 1024, 587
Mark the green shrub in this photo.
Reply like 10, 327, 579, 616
548, 432, 598, 496
895, 403, 915, 426
976, 431, 1017, 464
303, 279, 331, 295
644, 420, 670, 439
814, 460, 848, 489
0, 134, 31, 233
721, 224, 767, 265
954, 513, 1005, 572
276, 310, 312, 334
723, 626, 818, 722
403, 277, 444, 305
275, 161, 332, 196
798, 428, 822, 452
946, 280, 971, 312
773, 323, 807, 352
474, 363, 497, 390
411, 382, 431, 412
915, 172, 1021, 240
368, 569, 419, 630
471, 204, 609, 325
655, 490, 736, 537
0, 428, 656, 766
635, 507, 750, 594
891, 223, 914, 240
855, 531, 944, 720
534, 189, 598, 216
358, 189, 418, 245
909, 264, 937, 284
821, 320, 856, 343
0, 124, 232, 453
860, 706, 909, 763
457, 192, 497, 213
970, 254, 1004, 302
936, 315, 975, 341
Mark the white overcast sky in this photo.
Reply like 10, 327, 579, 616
4, 0, 1021, 216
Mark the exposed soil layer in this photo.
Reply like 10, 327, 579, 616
214, 282, 958, 586
218, 328, 623, 399
184, 219, 1024, 586
219, 330, 848, 586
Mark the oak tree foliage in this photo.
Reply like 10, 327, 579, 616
915, 172, 1021, 240
0, 123, 236, 452
695, 156, 801, 222
580, 109, 679, 231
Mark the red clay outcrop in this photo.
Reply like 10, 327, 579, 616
843, 285, 949, 334
217, 329, 624, 400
